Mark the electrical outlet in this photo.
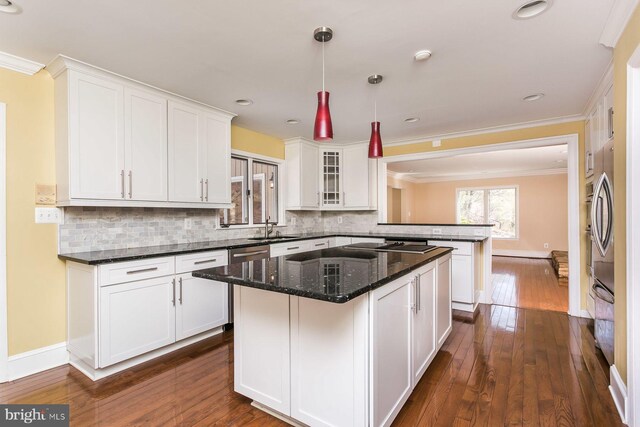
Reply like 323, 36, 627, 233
35, 207, 63, 224
337, 216, 343, 224
544, 243, 549, 249
184, 218, 193, 230
432, 228, 442, 235
432, 139, 442, 147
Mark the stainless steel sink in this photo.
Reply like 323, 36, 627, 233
248, 235, 300, 241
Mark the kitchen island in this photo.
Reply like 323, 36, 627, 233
193, 246, 453, 427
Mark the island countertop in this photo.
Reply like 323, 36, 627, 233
192, 246, 453, 303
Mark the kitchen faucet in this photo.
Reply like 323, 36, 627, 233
264, 216, 275, 238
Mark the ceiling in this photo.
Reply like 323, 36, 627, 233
387, 144, 568, 181
0, 0, 614, 143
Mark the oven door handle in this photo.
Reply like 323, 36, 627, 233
593, 282, 614, 304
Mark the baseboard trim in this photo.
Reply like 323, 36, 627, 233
492, 249, 551, 259
610, 364, 628, 424
6, 342, 69, 381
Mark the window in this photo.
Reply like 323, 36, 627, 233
456, 187, 517, 238
219, 155, 280, 226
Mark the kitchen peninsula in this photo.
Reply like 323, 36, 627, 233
193, 246, 453, 427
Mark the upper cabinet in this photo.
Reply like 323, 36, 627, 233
48, 55, 234, 208
584, 66, 613, 181
285, 138, 377, 211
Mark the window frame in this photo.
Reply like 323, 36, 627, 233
219, 150, 285, 229
455, 185, 519, 240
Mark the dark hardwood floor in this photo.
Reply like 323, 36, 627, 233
0, 305, 621, 426
492, 256, 569, 312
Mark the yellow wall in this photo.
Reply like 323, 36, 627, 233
408, 174, 569, 253
0, 67, 66, 356
611, 3, 640, 385
385, 120, 588, 311
231, 125, 285, 159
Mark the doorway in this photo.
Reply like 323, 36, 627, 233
0, 103, 7, 382
386, 187, 402, 223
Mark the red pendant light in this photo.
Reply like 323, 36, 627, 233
313, 27, 333, 141
367, 74, 384, 158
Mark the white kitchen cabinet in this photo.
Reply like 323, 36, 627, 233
285, 139, 320, 209
284, 138, 376, 211
585, 117, 594, 178
342, 144, 377, 209
124, 87, 168, 201
428, 240, 480, 312
66, 249, 228, 380
65, 70, 126, 200
99, 276, 176, 367
49, 55, 234, 208
234, 286, 291, 415
436, 254, 452, 347
270, 240, 313, 257
584, 70, 613, 180
604, 83, 614, 141
175, 274, 228, 341
412, 263, 436, 385
370, 276, 413, 427
168, 100, 231, 204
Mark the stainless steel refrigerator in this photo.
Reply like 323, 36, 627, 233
592, 135, 615, 365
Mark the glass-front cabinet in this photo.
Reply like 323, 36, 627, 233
321, 150, 342, 207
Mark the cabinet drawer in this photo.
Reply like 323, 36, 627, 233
175, 250, 227, 274
271, 241, 312, 257
427, 240, 473, 256
99, 257, 175, 286
308, 239, 330, 250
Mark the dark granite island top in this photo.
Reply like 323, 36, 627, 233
192, 246, 453, 303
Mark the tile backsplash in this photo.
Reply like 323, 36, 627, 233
58, 208, 486, 254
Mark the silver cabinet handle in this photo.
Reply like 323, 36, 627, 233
179, 277, 183, 305
126, 267, 158, 275
411, 278, 417, 313
417, 274, 421, 311
343, 192, 346, 205
205, 179, 209, 202
121, 170, 125, 198
200, 179, 204, 201
315, 243, 326, 247
128, 171, 132, 199
317, 191, 320, 207
172, 278, 176, 306
232, 250, 269, 258
287, 246, 300, 250
194, 259, 217, 265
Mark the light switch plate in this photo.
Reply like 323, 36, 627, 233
432, 139, 442, 147
35, 207, 63, 224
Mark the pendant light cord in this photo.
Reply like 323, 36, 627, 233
322, 38, 325, 92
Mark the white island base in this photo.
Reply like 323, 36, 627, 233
233, 253, 452, 427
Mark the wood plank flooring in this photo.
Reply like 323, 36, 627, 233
0, 306, 620, 426
492, 256, 569, 312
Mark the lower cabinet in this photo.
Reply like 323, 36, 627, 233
99, 277, 177, 367
429, 240, 480, 312
436, 254, 452, 347
67, 250, 228, 379
412, 263, 436, 384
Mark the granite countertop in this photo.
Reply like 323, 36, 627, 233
378, 223, 495, 227
58, 232, 487, 265
192, 247, 454, 303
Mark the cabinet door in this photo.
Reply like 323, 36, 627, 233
436, 255, 452, 347
69, 71, 125, 200
370, 277, 413, 427
412, 265, 436, 385
585, 118, 593, 178
99, 277, 176, 367
202, 113, 231, 204
604, 84, 614, 141
343, 145, 372, 208
300, 143, 320, 208
175, 274, 228, 341
451, 254, 473, 304
168, 100, 206, 202
320, 149, 343, 207
124, 87, 168, 201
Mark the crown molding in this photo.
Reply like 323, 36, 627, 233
600, 0, 640, 48
389, 168, 568, 184
380, 114, 585, 148
283, 136, 368, 147
583, 60, 614, 116
0, 51, 44, 76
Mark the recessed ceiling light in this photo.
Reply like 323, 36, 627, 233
0, 0, 21, 13
522, 93, 544, 102
286, 119, 300, 125
513, 0, 552, 20
413, 50, 432, 61
235, 99, 253, 106
404, 117, 420, 123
